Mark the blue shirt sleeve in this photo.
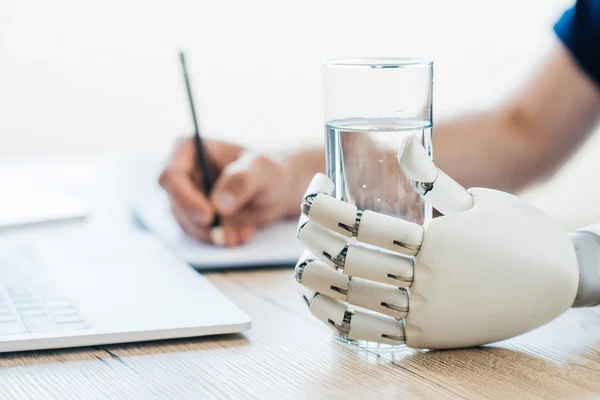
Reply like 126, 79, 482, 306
554, 0, 600, 88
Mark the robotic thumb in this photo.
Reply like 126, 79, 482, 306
397, 134, 473, 215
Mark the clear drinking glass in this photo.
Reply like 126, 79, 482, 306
322, 58, 433, 347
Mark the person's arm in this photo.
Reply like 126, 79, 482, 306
434, 44, 600, 193
160, 45, 600, 246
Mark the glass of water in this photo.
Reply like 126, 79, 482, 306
323, 58, 433, 347
324, 58, 433, 223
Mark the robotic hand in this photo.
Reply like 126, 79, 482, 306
295, 134, 600, 349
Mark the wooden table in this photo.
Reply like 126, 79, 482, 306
2, 268, 600, 399
2, 159, 600, 399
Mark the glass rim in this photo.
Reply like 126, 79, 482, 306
322, 57, 433, 69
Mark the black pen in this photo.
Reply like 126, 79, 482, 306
179, 52, 224, 244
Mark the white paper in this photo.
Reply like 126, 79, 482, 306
132, 183, 304, 269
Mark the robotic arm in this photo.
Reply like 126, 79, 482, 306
571, 229, 600, 308
296, 134, 600, 349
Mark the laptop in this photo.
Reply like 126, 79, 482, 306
0, 227, 251, 353
0, 187, 88, 229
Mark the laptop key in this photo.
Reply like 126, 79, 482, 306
21, 316, 58, 334
15, 303, 41, 310
54, 314, 83, 324
50, 308, 78, 317
19, 309, 47, 317
10, 297, 35, 305
7, 288, 30, 296
0, 322, 25, 335
0, 314, 18, 323
45, 299, 73, 309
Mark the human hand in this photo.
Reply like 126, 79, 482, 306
159, 138, 301, 247
295, 135, 579, 349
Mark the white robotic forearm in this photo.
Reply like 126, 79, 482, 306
570, 227, 600, 307
295, 135, 587, 349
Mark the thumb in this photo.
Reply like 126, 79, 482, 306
397, 134, 473, 215
210, 151, 271, 216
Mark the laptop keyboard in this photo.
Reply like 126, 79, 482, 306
0, 245, 89, 336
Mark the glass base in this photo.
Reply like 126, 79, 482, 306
334, 333, 405, 350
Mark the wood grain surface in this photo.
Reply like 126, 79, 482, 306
1, 160, 600, 399
1, 267, 600, 399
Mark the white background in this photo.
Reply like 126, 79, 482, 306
2, 0, 600, 228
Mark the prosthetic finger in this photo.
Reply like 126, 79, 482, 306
301, 191, 424, 256
304, 293, 406, 346
302, 173, 335, 200
296, 254, 409, 318
301, 174, 359, 237
297, 221, 348, 268
297, 222, 414, 286
397, 134, 473, 215
355, 211, 423, 256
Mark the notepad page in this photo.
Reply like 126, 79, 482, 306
132, 185, 304, 269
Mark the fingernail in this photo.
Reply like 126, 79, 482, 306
240, 226, 254, 244
214, 192, 236, 212
191, 213, 211, 225
211, 227, 225, 247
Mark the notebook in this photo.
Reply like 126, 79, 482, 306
132, 180, 304, 270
